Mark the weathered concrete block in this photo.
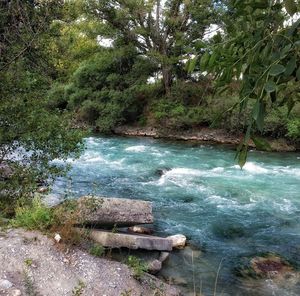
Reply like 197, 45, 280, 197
62, 196, 153, 227
86, 229, 173, 251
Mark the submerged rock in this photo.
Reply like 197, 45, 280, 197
166, 234, 186, 249
237, 254, 294, 279
159, 252, 170, 263
236, 254, 300, 295
147, 259, 162, 274
155, 168, 171, 176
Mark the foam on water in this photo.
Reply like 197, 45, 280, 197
233, 162, 269, 174
211, 167, 225, 173
125, 145, 147, 152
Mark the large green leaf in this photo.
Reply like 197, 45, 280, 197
200, 52, 210, 70
285, 56, 296, 76
264, 80, 276, 93
252, 99, 265, 131
252, 136, 272, 151
296, 67, 300, 81
238, 145, 248, 168
269, 64, 286, 76
187, 57, 197, 73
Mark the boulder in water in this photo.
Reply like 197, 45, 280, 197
236, 253, 300, 294
154, 167, 170, 176
236, 253, 294, 279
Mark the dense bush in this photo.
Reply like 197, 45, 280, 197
287, 118, 300, 141
47, 47, 156, 132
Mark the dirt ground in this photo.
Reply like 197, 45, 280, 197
0, 228, 180, 296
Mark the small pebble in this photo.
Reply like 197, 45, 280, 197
108, 283, 116, 288
11, 289, 21, 296
54, 233, 61, 243
0, 279, 13, 289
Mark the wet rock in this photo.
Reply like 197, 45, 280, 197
159, 252, 170, 263
167, 276, 188, 287
128, 226, 154, 235
147, 259, 162, 274
180, 245, 202, 260
182, 196, 194, 203
166, 234, 186, 249
155, 168, 170, 176
0, 279, 13, 289
237, 254, 300, 295
236, 254, 295, 279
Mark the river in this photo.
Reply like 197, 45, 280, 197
52, 136, 300, 296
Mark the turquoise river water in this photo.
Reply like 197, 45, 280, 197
52, 136, 300, 296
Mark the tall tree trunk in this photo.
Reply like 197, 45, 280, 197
162, 65, 172, 95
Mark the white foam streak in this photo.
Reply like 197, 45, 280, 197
233, 162, 269, 174
125, 145, 146, 152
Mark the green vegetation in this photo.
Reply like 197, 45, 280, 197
89, 244, 105, 257
126, 255, 148, 279
0, 0, 84, 215
72, 280, 86, 296
12, 196, 83, 245
13, 198, 54, 232
0, 0, 299, 213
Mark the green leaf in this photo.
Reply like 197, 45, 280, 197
208, 52, 217, 68
285, 56, 296, 76
269, 64, 286, 76
252, 136, 272, 151
200, 52, 210, 70
187, 57, 197, 73
296, 67, 300, 81
264, 80, 276, 93
281, 44, 292, 58
287, 98, 295, 115
237, 145, 248, 168
284, 0, 298, 15
252, 100, 265, 131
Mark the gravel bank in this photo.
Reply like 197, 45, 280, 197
0, 228, 180, 296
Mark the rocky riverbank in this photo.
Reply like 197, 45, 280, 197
0, 228, 180, 296
113, 125, 298, 152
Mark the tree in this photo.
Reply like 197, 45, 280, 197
196, 0, 300, 166
86, 0, 215, 94
0, 0, 83, 214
